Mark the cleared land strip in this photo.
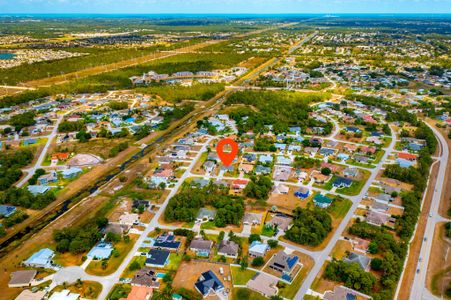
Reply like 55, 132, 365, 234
8, 23, 298, 92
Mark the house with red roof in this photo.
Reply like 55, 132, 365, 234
398, 152, 417, 161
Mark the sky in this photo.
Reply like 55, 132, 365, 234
0, 0, 450, 14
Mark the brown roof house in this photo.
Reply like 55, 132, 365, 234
268, 251, 299, 280
189, 237, 213, 257
131, 268, 160, 288
247, 273, 278, 297
217, 240, 239, 258
266, 213, 292, 231
8, 270, 37, 288
324, 285, 371, 300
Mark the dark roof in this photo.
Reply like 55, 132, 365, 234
132, 200, 150, 209
333, 177, 353, 187
146, 249, 170, 266
195, 270, 224, 296
154, 235, 181, 250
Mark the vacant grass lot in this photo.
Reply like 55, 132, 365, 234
230, 266, 257, 285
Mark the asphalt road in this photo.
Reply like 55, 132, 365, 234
293, 122, 397, 299
409, 123, 450, 300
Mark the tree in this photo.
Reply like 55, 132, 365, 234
76, 130, 91, 142
10, 111, 36, 131
268, 239, 278, 248
251, 256, 264, 267
321, 167, 332, 176
285, 207, 332, 246
128, 260, 141, 271
248, 234, 261, 243
240, 256, 248, 270
244, 176, 273, 201
105, 232, 121, 243
370, 258, 383, 271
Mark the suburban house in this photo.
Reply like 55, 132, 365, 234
351, 238, 370, 253
8, 270, 37, 288
61, 167, 83, 179
131, 268, 160, 288
15, 290, 46, 300
87, 242, 113, 260
255, 165, 271, 175
246, 273, 278, 298
324, 285, 372, 300
217, 240, 239, 258
196, 208, 216, 223
266, 214, 292, 231
366, 210, 393, 227
37, 171, 58, 185
343, 167, 359, 178
123, 286, 153, 300
243, 213, 262, 225
294, 187, 310, 199
0, 205, 16, 217
232, 179, 248, 190
343, 252, 371, 271
194, 270, 225, 298
189, 238, 213, 257
23, 248, 54, 269
145, 249, 170, 268
153, 234, 181, 252
272, 183, 289, 195
332, 177, 353, 188
269, 251, 299, 280
249, 241, 269, 257
313, 194, 333, 208
273, 166, 291, 181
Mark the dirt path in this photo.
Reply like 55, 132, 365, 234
398, 162, 440, 300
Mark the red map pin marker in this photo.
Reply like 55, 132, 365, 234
216, 138, 238, 167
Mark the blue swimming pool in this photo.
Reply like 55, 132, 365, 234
156, 272, 166, 279
0, 53, 15, 60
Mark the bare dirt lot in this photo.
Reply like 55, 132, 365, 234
172, 261, 232, 293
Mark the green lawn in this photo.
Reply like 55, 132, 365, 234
326, 196, 352, 219
232, 288, 267, 300
85, 236, 137, 276
261, 225, 276, 237
107, 284, 131, 300
231, 266, 257, 285
166, 253, 183, 270
121, 256, 147, 278
337, 179, 365, 196
200, 221, 217, 230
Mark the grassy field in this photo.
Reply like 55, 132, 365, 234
232, 288, 267, 300
337, 169, 371, 196
85, 235, 138, 276
107, 283, 131, 300
166, 253, 183, 271
52, 281, 102, 299
135, 83, 225, 103
326, 196, 353, 219
121, 256, 147, 279
230, 266, 257, 285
